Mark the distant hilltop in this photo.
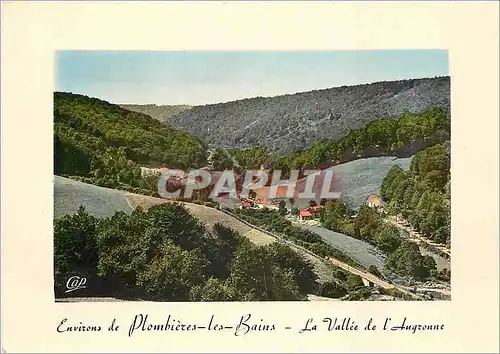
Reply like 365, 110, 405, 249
119, 104, 192, 124
123, 76, 449, 154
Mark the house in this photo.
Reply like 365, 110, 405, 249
252, 198, 269, 209
241, 201, 253, 209
255, 197, 267, 205
308, 205, 322, 215
298, 205, 322, 220
141, 164, 180, 178
299, 209, 313, 220
366, 195, 383, 209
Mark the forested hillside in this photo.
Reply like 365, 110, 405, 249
168, 77, 450, 154
320, 199, 440, 281
209, 108, 449, 179
119, 104, 192, 124
54, 92, 208, 191
54, 203, 320, 301
319, 142, 451, 281
276, 108, 450, 172
381, 142, 451, 245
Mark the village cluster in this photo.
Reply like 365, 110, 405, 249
141, 165, 385, 222
238, 194, 384, 222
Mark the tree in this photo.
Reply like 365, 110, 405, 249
227, 242, 304, 301
136, 241, 206, 301
270, 267, 304, 301
279, 200, 287, 216
227, 243, 273, 300
332, 266, 349, 281
321, 200, 351, 232
54, 206, 98, 274
354, 205, 381, 241
96, 209, 151, 286
144, 203, 207, 251
346, 287, 372, 301
318, 281, 347, 298
96, 204, 208, 289
267, 242, 317, 295
381, 165, 404, 201
386, 240, 431, 279
204, 223, 247, 279
384, 172, 408, 204
421, 255, 437, 278
435, 268, 451, 282
433, 226, 450, 245
346, 274, 365, 291
374, 224, 402, 253
211, 148, 234, 170
189, 277, 235, 301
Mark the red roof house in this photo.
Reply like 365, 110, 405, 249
299, 205, 322, 219
366, 195, 383, 208
241, 201, 253, 208
308, 205, 322, 214
299, 209, 312, 218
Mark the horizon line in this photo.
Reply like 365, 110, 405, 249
57, 75, 450, 107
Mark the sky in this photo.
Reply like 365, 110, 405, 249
55, 50, 449, 106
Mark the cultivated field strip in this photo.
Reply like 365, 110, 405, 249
54, 176, 133, 219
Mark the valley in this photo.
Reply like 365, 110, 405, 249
53, 76, 451, 302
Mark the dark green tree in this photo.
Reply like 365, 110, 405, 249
54, 206, 98, 274
279, 200, 287, 216
346, 274, 365, 291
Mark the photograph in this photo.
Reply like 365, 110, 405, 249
53, 50, 451, 303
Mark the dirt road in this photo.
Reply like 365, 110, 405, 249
385, 216, 450, 256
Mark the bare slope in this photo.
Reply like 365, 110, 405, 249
168, 77, 450, 153
54, 175, 133, 219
